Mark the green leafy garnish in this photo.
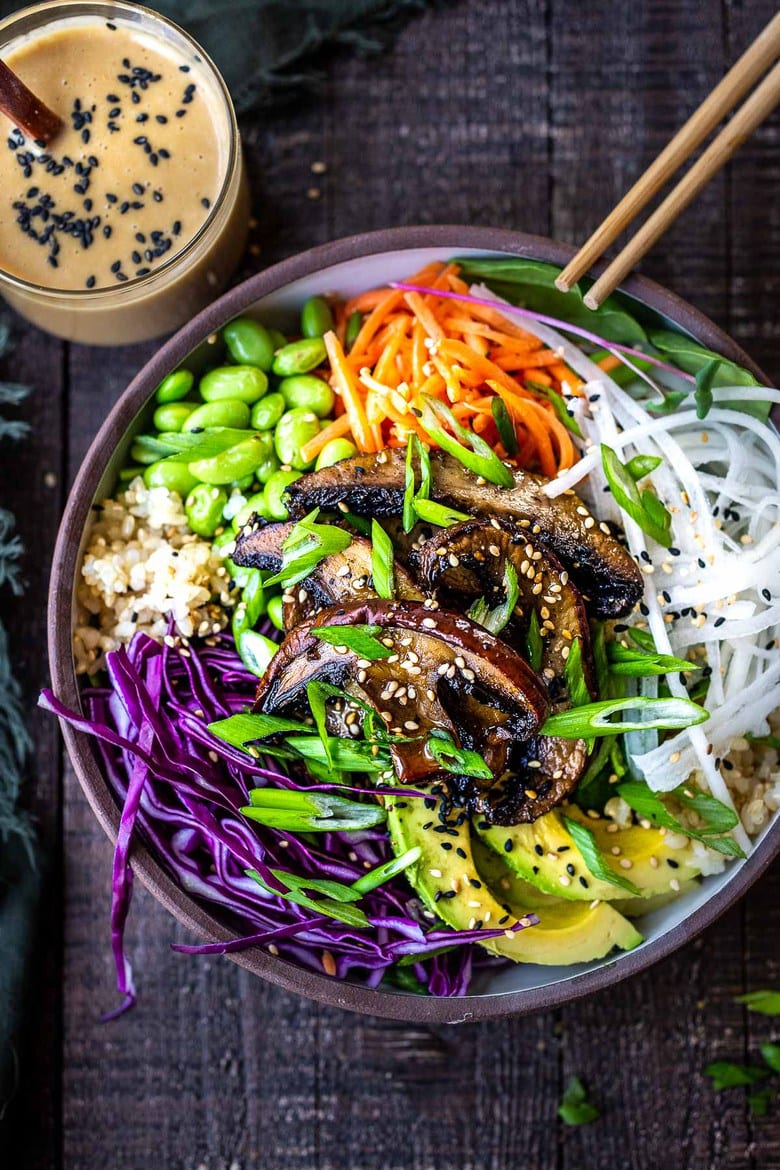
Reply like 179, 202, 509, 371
608, 642, 696, 677
704, 1062, 770, 1091
625, 454, 662, 481
541, 696, 708, 739
371, 519, 395, 599
649, 330, 769, 422
159, 428, 255, 463
264, 508, 353, 588
617, 779, 744, 859
525, 610, 543, 672
694, 358, 721, 420
735, 990, 780, 1016
601, 444, 671, 547
418, 395, 514, 488
746, 733, 780, 750
208, 711, 312, 749
468, 561, 519, 636
564, 637, 590, 708
311, 623, 393, 660
647, 389, 688, 417
528, 382, 584, 438
761, 1044, 780, 1074
491, 396, 519, 455
247, 868, 369, 928
557, 1076, 600, 1126
413, 498, 471, 528
241, 788, 387, 832
427, 729, 493, 780
563, 816, 641, 896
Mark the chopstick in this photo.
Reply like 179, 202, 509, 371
0, 58, 63, 144
555, 11, 780, 306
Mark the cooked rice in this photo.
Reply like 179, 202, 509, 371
73, 476, 234, 675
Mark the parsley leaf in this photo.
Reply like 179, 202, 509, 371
694, 358, 721, 420
704, 1062, 770, 1091
558, 1077, 599, 1126
735, 990, 780, 1016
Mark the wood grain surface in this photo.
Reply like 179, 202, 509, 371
3, 1, 779, 1167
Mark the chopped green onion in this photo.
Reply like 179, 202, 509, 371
246, 868, 369, 928
427, 729, 493, 780
528, 381, 584, 439
601, 444, 672, 547
468, 561, 519, 636
344, 511, 371, 536
284, 735, 390, 773
564, 637, 590, 708
627, 627, 656, 652
345, 310, 362, 352
263, 508, 353, 588
695, 358, 721, 420
238, 630, 278, 678
608, 642, 698, 677
241, 788, 387, 832
540, 695, 708, 738
306, 680, 334, 767
413, 498, 471, 527
418, 438, 432, 501
350, 847, 422, 895
403, 435, 416, 533
371, 518, 395, 599
491, 396, 519, 455
647, 389, 688, 417
311, 624, 393, 659
563, 816, 641, 896
526, 610, 543, 671
419, 395, 514, 488
209, 710, 313, 749
625, 454, 662, 481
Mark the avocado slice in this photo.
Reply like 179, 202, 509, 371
476, 804, 702, 902
387, 793, 642, 966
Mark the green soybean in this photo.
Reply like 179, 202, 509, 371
268, 328, 287, 352
250, 392, 285, 431
345, 310, 362, 352
189, 432, 273, 484
144, 460, 200, 495
152, 402, 196, 433
232, 491, 271, 531
274, 408, 321, 469
155, 369, 194, 403
256, 450, 281, 484
301, 296, 334, 339
118, 466, 146, 483
223, 317, 275, 371
182, 398, 251, 432
263, 468, 302, 521
231, 474, 256, 492
199, 365, 268, 404
272, 337, 327, 378
130, 442, 163, 466
267, 594, 285, 631
278, 374, 335, 418
185, 484, 228, 538
315, 438, 358, 469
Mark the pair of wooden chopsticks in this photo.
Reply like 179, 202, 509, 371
556, 11, 780, 310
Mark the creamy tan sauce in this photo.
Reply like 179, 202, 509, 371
0, 21, 225, 290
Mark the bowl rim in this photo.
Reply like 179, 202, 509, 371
49, 224, 779, 1023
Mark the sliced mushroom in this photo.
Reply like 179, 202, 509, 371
415, 515, 596, 824
253, 599, 549, 784
284, 448, 642, 618
233, 518, 422, 629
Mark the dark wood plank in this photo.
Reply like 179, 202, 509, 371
1, 310, 65, 1170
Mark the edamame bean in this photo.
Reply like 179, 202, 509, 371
190, 432, 274, 485
250, 392, 285, 431
232, 491, 271, 531
185, 484, 228, 538
268, 328, 287, 351
315, 438, 358, 469
223, 317, 275, 371
278, 374, 335, 418
155, 369, 194, 403
231, 474, 256, 492
118, 466, 145, 483
153, 402, 196, 433
274, 408, 321, 469
130, 442, 163, 466
263, 468, 302, 521
144, 460, 200, 496
345, 310, 362, 352
272, 337, 327, 378
199, 365, 268, 404
182, 398, 251, 432
301, 296, 334, 339
267, 594, 285, 631
256, 450, 281, 484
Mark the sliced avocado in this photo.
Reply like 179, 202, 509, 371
617, 885, 698, 918
386, 794, 642, 966
476, 805, 701, 902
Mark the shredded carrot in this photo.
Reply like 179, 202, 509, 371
299, 413, 352, 464
598, 353, 623, 374
323, 331, 375, 453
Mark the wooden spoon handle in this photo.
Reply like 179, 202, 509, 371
0, 57, 63, 144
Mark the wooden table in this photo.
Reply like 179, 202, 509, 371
6, 2, 780, 1167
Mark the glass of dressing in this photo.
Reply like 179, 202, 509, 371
0, 0, 249, 345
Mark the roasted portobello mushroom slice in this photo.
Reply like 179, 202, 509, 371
253, 599, 549, 784
232, 518, 422, 629
284, 448, 642, 618
415, 515, 596, 824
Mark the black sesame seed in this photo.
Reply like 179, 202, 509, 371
534, 843, 544, 857
110, 260, 121, 273
156, 115, 168, 124
440, 842, 452, 851
455, 847, 467, 859
103, 225, 112, 238
201, 196, 210, 209
566, 862, 576, 876
176, 109, 186, 118
85, 275, 96, 289
469, 878, 482, 889
762, 588, 771, 601
667, 858, 680, 869
714, 616, 726, 628
433, 891, 443, 903
503, 839, 514, 853
153, 190, 163, 202
579, 876, 589, 888
172, 220, 181, 235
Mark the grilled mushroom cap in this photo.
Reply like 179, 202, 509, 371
253, 599, 549, 784
233, 519, 421, 629
284, 448, 642, 618
414, 515, 596, 824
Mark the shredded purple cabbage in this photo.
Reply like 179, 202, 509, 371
41, 633, 531, 1014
